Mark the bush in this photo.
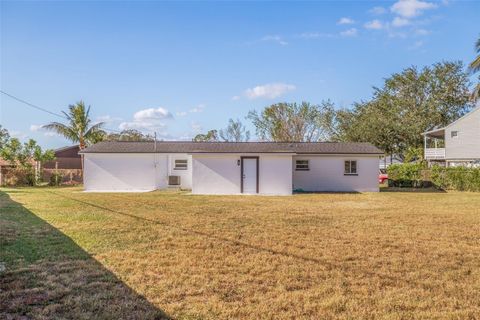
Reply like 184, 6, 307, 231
431, 166, 480, 191
3, 167, 36, 186
49, 172, 63, 186
388, 164, 480, 191
387, 163, 429, 188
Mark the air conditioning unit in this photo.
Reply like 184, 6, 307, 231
168, 175, 181, 186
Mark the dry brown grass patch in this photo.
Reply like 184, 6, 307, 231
1, 187, 479, 319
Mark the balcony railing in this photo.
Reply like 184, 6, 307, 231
425, 148, 445, 160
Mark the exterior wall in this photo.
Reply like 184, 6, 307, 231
445, 108, 480, 160
83, 153, 192, 191
292, 155, 379, 192
84, 152, 379, 193
166, 154, 192, 189
192, 154, 293, 195
259, 155, 292, 195
84, 153, 158, 191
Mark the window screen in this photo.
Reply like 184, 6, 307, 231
295, 160, 309, 171
174, 159, 188, 170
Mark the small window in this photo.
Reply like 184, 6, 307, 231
344, 160, 357, 175
295, 160, 309, 171
174, 159, 188, 170
451, 131, 458, 138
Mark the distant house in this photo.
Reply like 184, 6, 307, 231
79, 141, 383, 194
423, 107, 480, 167
379, 155, 403, 170
44, 145, 82, 170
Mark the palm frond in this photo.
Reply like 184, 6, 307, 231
471, 83, 480, 102
85, 121, 105, 137
43, 122, 79, 142
469, 55, 480, 73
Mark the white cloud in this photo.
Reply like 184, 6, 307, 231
133, 107, 172, 121
30, 124, 60, 137
340, 28, 358, 37
119, 107, 173, 132
364, 20, 384, 30
30, 124, 42, 132
369, 6, 387, 15
261, 35, 288, 46
391, 0, 437, 18
176, 111, 187, 117
189, 104, 205, 113
244, 83, 296, 100
337, 17, 355, 25
392, 17, 411, 27
231, 95, 241, 101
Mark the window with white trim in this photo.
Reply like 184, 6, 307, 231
295, 160, 309, 171
344, 160, 357, 175
174, 159, 188, 170
451, 131, 458, 138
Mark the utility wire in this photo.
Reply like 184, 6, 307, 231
1, 90, 66, 119
0, 90, 123, 133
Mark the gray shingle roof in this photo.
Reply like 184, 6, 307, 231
79, 141, 383, 155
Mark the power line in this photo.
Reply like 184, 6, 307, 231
0, 90, 123, 133
1, 90, 66, 119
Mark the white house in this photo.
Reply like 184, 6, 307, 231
79, 141, 383, 195
423, 106, 480, 167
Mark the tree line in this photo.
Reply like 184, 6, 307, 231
196, 60, 477, 160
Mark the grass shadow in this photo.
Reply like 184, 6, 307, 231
380, 186, 447, 193
0, 191, 170, 319
293, 191, 361, 194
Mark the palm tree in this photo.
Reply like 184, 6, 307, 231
469, 36, 480, 102
43, 101, 105, 149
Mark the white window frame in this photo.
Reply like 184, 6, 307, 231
174, 159, 188, 170
344, 160, 358, 175
295, 160, 309, 171
451, 131, 458, 138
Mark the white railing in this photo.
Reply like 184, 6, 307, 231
425, 148, 445, 159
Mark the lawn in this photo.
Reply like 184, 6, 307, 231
1, 187, 479, 319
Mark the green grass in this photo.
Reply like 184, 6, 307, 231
1, 187, 480, 319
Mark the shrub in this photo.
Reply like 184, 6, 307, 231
49, 172, 63, 186
4, 167, 36, 186
387, 163, 428, 188
431, 166, 480, 191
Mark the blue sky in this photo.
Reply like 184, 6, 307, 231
1, 0, 479, 148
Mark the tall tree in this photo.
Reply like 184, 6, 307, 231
247, 101, 334, 142
334, 61, 472, 158
43, 101, 105, 149
193, 130, 218, 142
0, 125, 10, 149
219, 119, 250, 142
469, 35, 480, 101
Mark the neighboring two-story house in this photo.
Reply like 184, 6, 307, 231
423, 107, 480, 167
